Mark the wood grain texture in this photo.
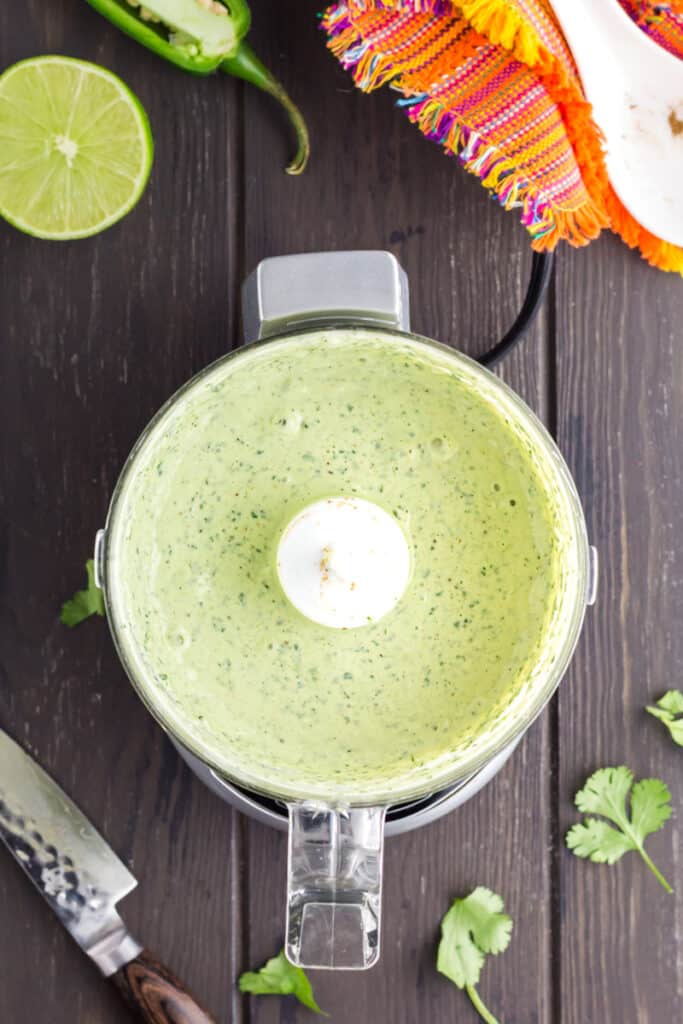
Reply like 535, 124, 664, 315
555, 237, 683, 1023
1, 2, 681, 1024
112, 949, 219, 1024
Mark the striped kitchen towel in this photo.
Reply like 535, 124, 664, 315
322, 0, 683, 272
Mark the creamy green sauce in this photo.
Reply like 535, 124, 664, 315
108, 329, 572, 801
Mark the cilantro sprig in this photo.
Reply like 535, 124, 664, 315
239, 951, 325, 1015
60, 559, 105, 627
437, 886, 512, 1024
646, 690, 683, 747
566, 766, 673, 893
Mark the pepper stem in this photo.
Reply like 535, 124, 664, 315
466, 983, 500, 1024
221, 40, 309, 174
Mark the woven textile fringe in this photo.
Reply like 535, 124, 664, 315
404, 95, 605, 249
324, 2, 607, 251
466, 6, 613, 247
324, 0, 683, 272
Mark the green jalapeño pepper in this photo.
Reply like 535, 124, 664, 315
85, 0, 309, 173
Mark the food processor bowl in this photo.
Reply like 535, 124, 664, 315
96, 251, 597, 970
170, 733, 521, 836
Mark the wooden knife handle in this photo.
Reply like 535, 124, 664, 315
111, 949, 218, 1024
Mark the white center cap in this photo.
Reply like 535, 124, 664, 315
277, 497, 411, 628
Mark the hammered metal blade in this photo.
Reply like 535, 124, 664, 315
0, 728, 138, 960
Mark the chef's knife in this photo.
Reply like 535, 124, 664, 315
0, 727, 216, 1024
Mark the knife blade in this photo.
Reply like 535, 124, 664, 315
0, 727, 217, 1024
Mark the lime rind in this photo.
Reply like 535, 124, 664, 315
0, 55, 154, 240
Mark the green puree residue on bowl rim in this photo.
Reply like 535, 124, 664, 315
106, 328, 583, 803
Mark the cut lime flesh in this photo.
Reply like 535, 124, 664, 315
0, 56, 153, 240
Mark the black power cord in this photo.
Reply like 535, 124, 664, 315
477, 251, 555, 368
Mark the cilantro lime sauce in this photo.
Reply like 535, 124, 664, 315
108, 328, 580, 802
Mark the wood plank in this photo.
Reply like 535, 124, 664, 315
240, 4, 555, 1022
0, 3, 244, 1021
555, 236, 683, 1022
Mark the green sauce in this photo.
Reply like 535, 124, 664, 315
108, 328, 580, 802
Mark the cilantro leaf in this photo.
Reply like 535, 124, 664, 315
60, 560, 105, 627
566, 767, 673, 893
437, 887, 512, 1024
630, 777, 673, 837
646, 690, 683, 746
565, 818, 635, 863
238, 951, 326, 1015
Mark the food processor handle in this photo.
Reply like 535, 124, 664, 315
286, 802, 387, 970
241, 251, 410, 342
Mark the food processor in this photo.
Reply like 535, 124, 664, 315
95, 251, 597, 971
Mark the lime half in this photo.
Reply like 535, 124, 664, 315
0, 56, 153, 240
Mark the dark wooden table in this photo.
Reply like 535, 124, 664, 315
1, 4, 681, 1022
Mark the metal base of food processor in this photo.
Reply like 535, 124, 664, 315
171, 736, 520, 837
